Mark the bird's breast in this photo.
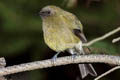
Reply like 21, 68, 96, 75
43, 22, 80, 52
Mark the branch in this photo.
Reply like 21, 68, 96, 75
0, 57, 7, 80
0, 27, 119, 77
94, 66, 120, 80
0, 57, 6, 68
0, 55, 120, 76
83, 27, 120, 46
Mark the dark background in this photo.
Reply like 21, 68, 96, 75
0, 0, 120, 80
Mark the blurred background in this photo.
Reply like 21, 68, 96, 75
0, 0, 120, 80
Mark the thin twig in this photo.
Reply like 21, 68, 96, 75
112, 37, 120, 43
94, 66, 120, 80
83, 27, 120, 46
0, 55, 120, 76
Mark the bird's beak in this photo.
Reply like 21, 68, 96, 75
39, 11, 43, 16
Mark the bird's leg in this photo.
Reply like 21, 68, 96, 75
75, 41, 85, 55
52, 52, 61, 59
51, 52, 61, 65
68, 48, 77, 60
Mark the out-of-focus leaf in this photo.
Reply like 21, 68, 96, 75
89, 41, 118, 54
0, 38, 31, 56
29, 70, 46, 80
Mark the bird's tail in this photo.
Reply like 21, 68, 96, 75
68, 47, 97, 78
78, 63, 97, 79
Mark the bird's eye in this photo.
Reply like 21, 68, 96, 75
41, 11, 51, 14
47, 11, 51, 14
39, 10, 52, 17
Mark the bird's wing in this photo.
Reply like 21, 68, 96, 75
72, 16, 87, 43
73, 29, 87, 43
62, 11, 87, 43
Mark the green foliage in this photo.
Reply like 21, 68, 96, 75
0, 38, 31, 56
89, 41, 118, 54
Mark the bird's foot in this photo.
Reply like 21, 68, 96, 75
71, 54, 77, 62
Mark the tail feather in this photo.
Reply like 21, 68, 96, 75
78, 64, 97, 79
67, 48, 97, 78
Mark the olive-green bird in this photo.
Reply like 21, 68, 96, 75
39, 5, 97, 79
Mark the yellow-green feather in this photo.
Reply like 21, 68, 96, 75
42, 6, 83, 52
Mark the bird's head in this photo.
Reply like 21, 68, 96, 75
39, 5, 62, 18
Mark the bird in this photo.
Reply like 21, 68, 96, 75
39, 5, 97, 79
